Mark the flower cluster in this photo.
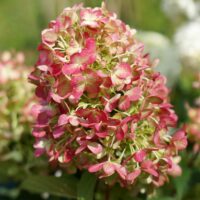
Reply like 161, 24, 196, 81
187, 106, 200, 152
0, 52, 34, 161
175, 18, 200, 69
29, 3, 187, 188
187, 73, 200, 152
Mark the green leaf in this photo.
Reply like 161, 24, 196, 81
110, 184, 128, 200
21, 175, 77, 199
173, 166, 191, 200
0, 161, 25, 181
77, 171, 97, 200
0, 188, 20, 199
150, 197, 175, 200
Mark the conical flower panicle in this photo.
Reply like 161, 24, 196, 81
29, 3, 187, 187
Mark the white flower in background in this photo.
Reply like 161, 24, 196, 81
162, 0, 198, 20
175, 18, 200, 68
137, 31, 181, 87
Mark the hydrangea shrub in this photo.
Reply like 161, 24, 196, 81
0, 52, 34, 161
29, 3, 187, 188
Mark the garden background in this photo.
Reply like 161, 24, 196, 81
0, 0, 200, 199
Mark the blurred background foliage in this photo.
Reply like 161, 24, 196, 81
0, 0, 172, 51
0, 0, 200, 199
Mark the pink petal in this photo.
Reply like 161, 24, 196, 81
70, 52, 88, 66
84, 69, 102, 98
140, 109, 153, 119
85, 38, 96, 53
115, 63, 131, 79
116, 127, 125, 141
88, 162, 104, 173
70, 38, 96, 67
103, 162, 115, 176
56, 75, 72, 98
50, 63, 62, 76
34, 149, 45, 157
36, 48, 52, 66
80, 9, 101, 28
172, 129, 187, 150
122, 124, 128, 135
105, 94, 121, 112
87, 142, 103, 154
35, 85, 49, 100
75, 145, 87, 155
37, 65, 48, 72
88, 110, 108, 123
58, 114, 69, 126
62, 63, 82, 75
37, 111, 51, 126
63, 149, 74, 163
172, 128, 186, 141
68, 116, 79, 126
147, 96, 163, 104
126, 87, 141, 101
118, 96, 130, 111
28, 70, 41, 84
70, 74, 85, 100
141, 160, 158, 177
133, 150, 146, 163
167, 162, 182, 177
50, 93, 63, 103
53, 127, 65, 139
127, 169, 141, 183
122, 116, 134, 125
81, 20, 99, 28
108, 118, 121, 127
111, 74, 121, 86
31, 104, 43, 118
153, 130, 165, 147
76, 108, 91, 118
32, 129, 46, 138
96, 131, 108, 138
114, 164, 127, 180
42, 29, 58, 44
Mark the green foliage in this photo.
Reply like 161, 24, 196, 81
0, 0, 175, 51
173, 168, 191, 200
21, 175, 77, 199
0, 0, 40, 50
77, 171, 97, 200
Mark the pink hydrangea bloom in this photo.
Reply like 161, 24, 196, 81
29, 3, 187, 188
187, 106, 200, 152
0, 52, 34, 160
186, 73, 200, 153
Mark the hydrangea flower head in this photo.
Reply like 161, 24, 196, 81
0, 52, 34, 161
187, 106, 200, 152
29, 3, 187, 188
187, 74, 200, 152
